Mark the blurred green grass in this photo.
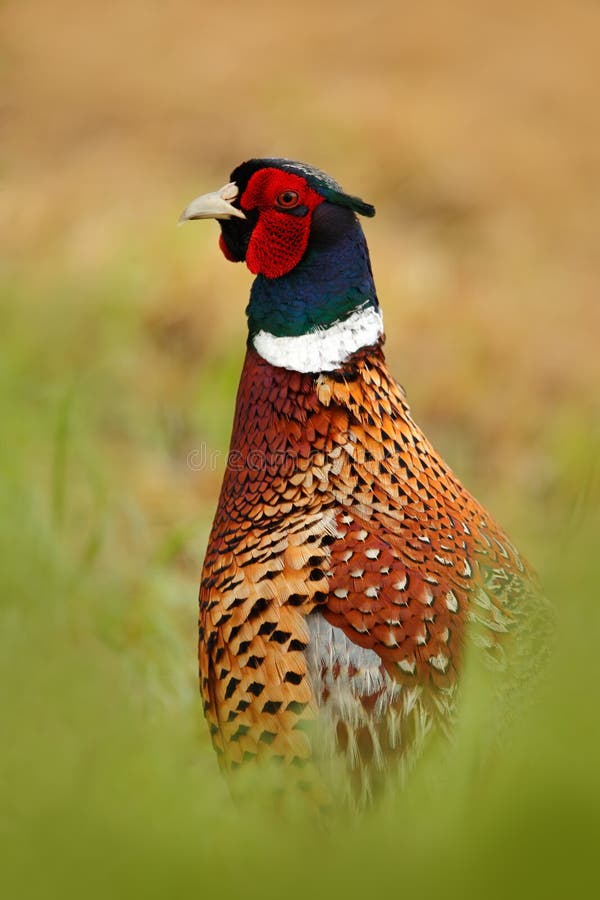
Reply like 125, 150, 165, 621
2, 0, 600, 897
2, 207, 599, 900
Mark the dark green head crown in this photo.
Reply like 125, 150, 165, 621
230, 158, 376, 219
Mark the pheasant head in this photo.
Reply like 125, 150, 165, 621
180, 158, 382, 372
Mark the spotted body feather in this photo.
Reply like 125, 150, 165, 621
182, 157, 548, 806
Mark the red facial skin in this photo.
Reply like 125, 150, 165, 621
236, 168, 324, 279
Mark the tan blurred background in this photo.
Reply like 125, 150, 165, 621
3, 0, 599, 626
2, 0, 599, 638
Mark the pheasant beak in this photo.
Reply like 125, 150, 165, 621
178, 182, 246, 223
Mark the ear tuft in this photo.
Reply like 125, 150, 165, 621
320, 187, 376, 218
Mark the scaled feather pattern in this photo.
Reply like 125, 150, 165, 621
184, 158, 549, 807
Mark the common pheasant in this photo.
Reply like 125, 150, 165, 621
181, 158, 546, 806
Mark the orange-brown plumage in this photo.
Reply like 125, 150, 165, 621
186, 158, 547, 806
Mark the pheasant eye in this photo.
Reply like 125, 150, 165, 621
276, 190, 300, 209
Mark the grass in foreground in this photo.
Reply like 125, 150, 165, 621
1, 228, 598, 900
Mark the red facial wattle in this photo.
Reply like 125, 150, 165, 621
239, 168, 324, 279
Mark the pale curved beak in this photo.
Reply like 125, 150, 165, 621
178, 182, 246, 224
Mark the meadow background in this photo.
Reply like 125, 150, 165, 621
1, 1, 599, 897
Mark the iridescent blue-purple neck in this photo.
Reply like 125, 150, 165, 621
246, 205, 379, 339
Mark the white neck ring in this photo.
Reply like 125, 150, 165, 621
252, 306, 383, 373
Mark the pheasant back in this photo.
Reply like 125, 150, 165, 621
199, 347, 540, 804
